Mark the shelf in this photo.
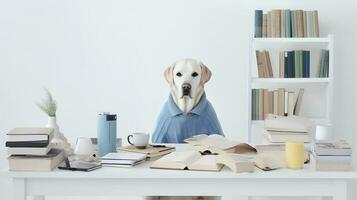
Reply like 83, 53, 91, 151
251, 78, 331, 84
253, 37, 330, 44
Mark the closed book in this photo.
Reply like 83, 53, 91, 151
256, 51, 265, 78
287, 92, 295, 116
291, 11, 296, 37
252, 89, 256, 120
296, 10, 304, 37
293, 88, 304, 115
268, 91, 274, 115
6, 140, 49, 148
7, 144, 52, 156
287, 51, 295, 78
273, 90, 279, 115
294, 51, 300, 78
259, 89, 264, 120
255, 89, 259, 120
279, 51, 285, 78
6, 127, 54, 142
264, 131, 310, 143
262, 14, 267, 37
267, 11, 272, 37
254, 10, 263, 38
274, 10, 281, 37
284, 91, 288, 116
314, 140, 352, 156
316, 162, 351, 171
314, 155, 352, 162
284, 51, 288, 78
299, 50, 303, 77
118, 145, 176, 158
312, 10, 320, 37
306, 11, 313, 37
285, 9, 291, 37
263, 89, 269, 119
264, 114, 312, 133
277, 88, 285, 116
8, 148, 64, 171
302, 50, 310, 78
264, 51, 273, 78
303, 11, 307, 37
280, 10, 286, 37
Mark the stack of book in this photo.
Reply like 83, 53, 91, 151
318, 49, 329, 77
6, 127, 64, 171
255, 9, 319, 38
313, 140, 352, 171
118, 145, 176, 161
278, 50, 310, 78
101, 152, 146, 167
263, 114, 312, 143
252, 88, 304, 120
256, 50, 273, 78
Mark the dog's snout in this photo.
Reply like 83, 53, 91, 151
182, 83, 191, 90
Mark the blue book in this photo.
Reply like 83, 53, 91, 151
287, 51, 295, 78
302, 51, 310, 78
284, 52, 289, 78
255, 10, 263, 38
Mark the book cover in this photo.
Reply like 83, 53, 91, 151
265, 51, 273, 77
256, 51, 265, 78
254, 10, 263, 38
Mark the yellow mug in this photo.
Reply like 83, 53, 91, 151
285, 141, 304, 169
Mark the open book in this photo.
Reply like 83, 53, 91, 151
216, 153, 255, 173
184, 134, 256, 154
150, 150, 223, 171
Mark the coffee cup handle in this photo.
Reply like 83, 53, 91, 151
127, 135, 134, 145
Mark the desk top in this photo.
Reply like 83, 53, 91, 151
2, 144, 357, 180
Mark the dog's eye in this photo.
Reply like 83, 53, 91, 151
176, 72, 182, 77
192, 72, 198, 77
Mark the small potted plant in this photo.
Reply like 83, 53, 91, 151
37, 89, 73, 155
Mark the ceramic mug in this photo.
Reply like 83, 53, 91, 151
285, 141, 304, 169
127, 133, 149, 149
75, 137, 96, 161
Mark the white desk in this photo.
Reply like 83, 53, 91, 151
2, 145, 357, 200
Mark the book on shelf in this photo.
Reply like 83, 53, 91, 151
150, 150, 224, 172
251, 88, 304, 120
101, 152, 146, 167
118, 145, 176, 160
318, 49, 329, 77
256, 50, 273, 78
255, 9, 319, 38
277, 50, 310, 78
8, 148, 64, 171
184, 134, 256, 154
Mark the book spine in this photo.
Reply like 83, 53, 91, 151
280, 10, 285, 37
294, 51, 299, 78
279, 51, 285, 78
252, 89, 256, 120
313, 10, 320, 37
286, 9, 291, 37
255, 10, 263, 38
262, 14, 267, 37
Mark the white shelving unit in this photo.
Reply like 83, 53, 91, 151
247, 34, 334, 143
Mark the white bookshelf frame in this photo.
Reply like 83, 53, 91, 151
247, 34, 334, 143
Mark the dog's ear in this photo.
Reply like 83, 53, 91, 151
200, 62, 212, 85
164, 64, 175, 84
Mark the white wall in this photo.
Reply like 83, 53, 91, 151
0, 0, 356, 199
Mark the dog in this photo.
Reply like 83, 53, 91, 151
152, 58, 223, 143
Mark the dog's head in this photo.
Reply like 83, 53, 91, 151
164, 58, 211, 102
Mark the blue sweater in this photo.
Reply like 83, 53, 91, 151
152, 93, 224, 143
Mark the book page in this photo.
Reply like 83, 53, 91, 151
185, 134, 240, 150
188, 155, 223, 171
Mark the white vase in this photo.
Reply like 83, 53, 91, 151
46, 116, 74, 155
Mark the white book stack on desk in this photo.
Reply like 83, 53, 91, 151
313, 140, 352, 171
101, 152, 146, 167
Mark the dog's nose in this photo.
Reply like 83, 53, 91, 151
182, 83, 191, 90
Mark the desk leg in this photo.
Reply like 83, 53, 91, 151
332, 181, 347, 200
13, 178, 26, 200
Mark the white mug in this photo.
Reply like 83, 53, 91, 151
127, 133, 149, 149
315, 125, 334, 141
75, 137, 96, 161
